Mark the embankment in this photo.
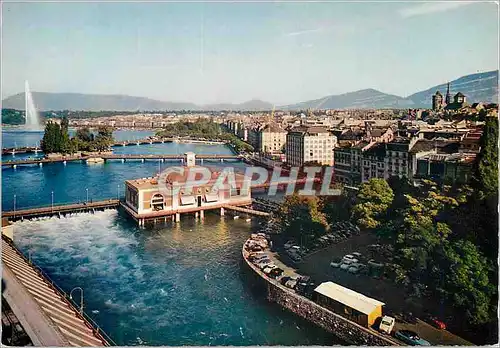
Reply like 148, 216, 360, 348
242, 241, 399, 346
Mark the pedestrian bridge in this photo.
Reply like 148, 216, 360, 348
223, 205, 271, 217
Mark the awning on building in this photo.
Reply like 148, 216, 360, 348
204, 194, 219, 203
180, 195, 196, 206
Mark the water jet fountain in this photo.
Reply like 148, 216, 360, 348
24, 80, 43, 131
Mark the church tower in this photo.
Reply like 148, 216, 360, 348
445, 82, 451, 105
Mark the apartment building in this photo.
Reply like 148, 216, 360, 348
286, 126, 337, 166
334, 141, 371, 185
258, 123, 287, 155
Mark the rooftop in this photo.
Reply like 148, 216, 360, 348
262, 123, 286, 133
314, 281, 385, 315
410, 139, 460, 154
126, 166, 249, 190
289, 126, 330, 135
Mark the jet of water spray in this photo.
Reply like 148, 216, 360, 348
25, 80, 42, 130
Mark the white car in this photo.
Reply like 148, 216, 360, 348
352, 252, 362, 258
342, 257, 359, 265
379, 316, 395, 334
330, 261, 341, 268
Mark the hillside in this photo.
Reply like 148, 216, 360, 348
406, 70, 499, 107
281, 89, 412, 110
282, 70, 498, 110
1, 92, 272, 112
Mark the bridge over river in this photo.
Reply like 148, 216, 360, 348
2, 137, 227, 156
2, 154, 241, 167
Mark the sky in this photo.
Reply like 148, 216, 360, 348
1, 1, 498, 105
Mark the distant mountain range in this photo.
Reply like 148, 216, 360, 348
282, 70, 498, 110
2, 70, 497, 112
1, 93, 273, 112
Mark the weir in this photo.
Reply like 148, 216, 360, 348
2, 199, 120, 221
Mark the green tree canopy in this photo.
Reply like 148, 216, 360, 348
473, 117, 498, 197
278, 194, 328, 247
351, 178, 394, 229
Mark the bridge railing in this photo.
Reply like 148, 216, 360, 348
3, 199, 120, 216
2, 236, 117, 346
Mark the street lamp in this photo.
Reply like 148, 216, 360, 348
116, 184, 120, 200
51, 191, 54, 211
70, 287, 84, 315
86, 188, 89, 204
13, 195, 16, 218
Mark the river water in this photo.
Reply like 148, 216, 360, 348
1, 129, 335, 346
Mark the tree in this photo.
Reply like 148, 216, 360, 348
432, 240, 495, 324
94, 126, 114, 151
76, 128, 94, 143
473, 117, 498, 197
351, 178, 394, 229
278, 194, 328, 247
41, 121, 63, 154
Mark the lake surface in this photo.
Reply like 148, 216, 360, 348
2, 129, 335, 346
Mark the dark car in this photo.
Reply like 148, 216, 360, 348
280, 276, 291, 285
394, 330, 431, 346
402, 312, 418, 324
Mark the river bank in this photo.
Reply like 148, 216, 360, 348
242, 234, 398, 346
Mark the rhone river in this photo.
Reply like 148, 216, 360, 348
1, 130, 336, 346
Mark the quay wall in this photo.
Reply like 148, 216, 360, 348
242, 243, 398, 346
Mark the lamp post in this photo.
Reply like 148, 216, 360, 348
116, 184, 120, 200
70, 287, 84, 315
86, 188, 89, 204
51, 191, 54, 212
13, 195, 16, 218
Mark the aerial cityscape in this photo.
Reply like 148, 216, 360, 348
1, 1, 499, 347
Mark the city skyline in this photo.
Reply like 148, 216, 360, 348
2, 1, 498, 105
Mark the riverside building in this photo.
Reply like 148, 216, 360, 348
122, 152, 252, 226
258, 123, 287, 156
286, 126, 337, 167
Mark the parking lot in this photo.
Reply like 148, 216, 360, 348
292, 232, 473, 346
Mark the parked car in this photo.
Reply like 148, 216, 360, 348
330, 261, 342, 268
280, 276, 291, 285
402, 312, 418, 324
424, 316, 446, 330
340, 263, 350, 270
342, 256, 358, 264
348, 263, 366, 274
352, 252, 362, 258
378, 316, 395, 334
270, 268, 284, 278
394, 330, 431, 346
368, 259, 384, 268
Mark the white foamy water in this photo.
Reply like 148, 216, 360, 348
11, 210, 335, 346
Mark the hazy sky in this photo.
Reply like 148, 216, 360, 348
2, 1, 498, 105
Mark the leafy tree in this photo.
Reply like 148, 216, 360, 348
351, 178, 394, 229
278, 194, 328, 247
473, 117, 498, 197
76, 128, 94, 143
321, 194, 353, 224
93, 126, 114, 151
41, 122, 57, 153
432, 240, 495, 324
